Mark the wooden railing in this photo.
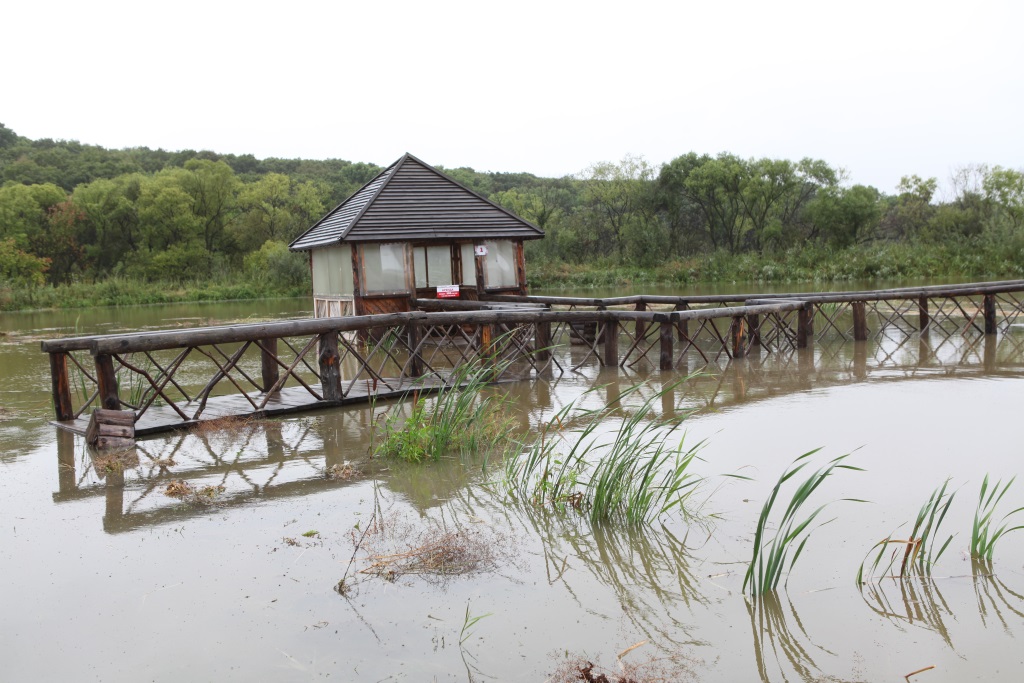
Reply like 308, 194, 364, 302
40, 280, 1024, 429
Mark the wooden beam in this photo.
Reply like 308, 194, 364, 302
797, 303, 814, 348
730, 316, 747, 358
406, 323, 423, 377
602, 317, 618, 368
918, 295, 930, 336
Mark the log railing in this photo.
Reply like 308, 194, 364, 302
40, 280, 1024, 427
41, 303, 810, 425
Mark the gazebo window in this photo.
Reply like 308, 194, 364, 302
311, 245, 353, 296
363, 243, 408, 293
459, 243, 476, 284
484, 240, 517, 288
413, 245, 454, 288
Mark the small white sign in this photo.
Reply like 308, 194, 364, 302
474, 245, 488, 257
436, 284, 460, 299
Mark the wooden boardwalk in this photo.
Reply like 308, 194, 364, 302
55, 378, 443, 437
40, 279, 1024, 439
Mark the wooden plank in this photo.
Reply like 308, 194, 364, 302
93, 409, 135, 426
260, 338, 280, 393
96, 436, 134, 451
98, 424, 133, 439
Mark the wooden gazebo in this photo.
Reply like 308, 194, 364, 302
289, 153, 544, 318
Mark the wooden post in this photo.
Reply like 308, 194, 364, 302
535, 321, 552, 377
514, 241, 528, 295
634, 301, 647, 343
797, 303, 814, 349
984, 334, 997, 372
95, 353, 120, 411
984, 294, 997, 334
318, 332, 343, 401
406, 323, 424, 378
659, 320, 673, 370
745, 313, 761, 353
474, 246, 487, 298
918, 295, 930, 336
602, 317, 618, 368
730, 316, 747, 359
260, 338, 280, 394
49, 352, 74, 421
852, 301, 868, 341
674, 303, 689, 343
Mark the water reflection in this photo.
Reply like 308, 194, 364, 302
971, 559, 1024, 633
747, 592, 848, 683
859, 578, 956, 649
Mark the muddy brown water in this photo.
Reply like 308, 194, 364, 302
2, 290, 1024, 682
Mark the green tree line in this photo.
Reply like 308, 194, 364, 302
2, 122, 1023, 297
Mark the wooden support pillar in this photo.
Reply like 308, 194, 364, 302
318, 332, 343, 401
260, 338, 280, 394
406, 323, 424, 378
535, 321, 552, 377
95, 353, 120, 411
659, 320, 674, 370
634, 301, 647, 343
730, 316, 747, 359
918, 295, 930, 336
984, 294, 997, 334
674, 303, 689, 343
745, 313, 761, 354
797, 303, 814, 349
49, 352, 74, 421
852, 301, 868, 341
602, 317, 619, 368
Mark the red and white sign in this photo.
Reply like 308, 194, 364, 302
474, 245, 488, 257
436, 284, 460, 299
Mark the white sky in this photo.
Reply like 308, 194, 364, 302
3, 0, 1022, 194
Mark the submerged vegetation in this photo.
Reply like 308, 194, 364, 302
372, 363, 518, 463
502, 381, 702, 527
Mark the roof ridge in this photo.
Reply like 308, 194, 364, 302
287, 157, 400, 250
337, 153, 407, 241
399, 154, 543, 235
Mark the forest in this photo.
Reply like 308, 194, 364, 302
1, 121, 1023, 308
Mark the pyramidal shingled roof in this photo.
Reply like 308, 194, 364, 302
289, 153, 544, 251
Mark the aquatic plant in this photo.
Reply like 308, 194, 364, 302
374, 360, 517, 463
743, 449, 862, 596
503, 381, 703, 527
971, 474, 1024, 561
857, 479, 956, 583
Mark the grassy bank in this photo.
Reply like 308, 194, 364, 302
0, 276, 306, 311
529, 242, 1024, 290
3, 241, 1023, 312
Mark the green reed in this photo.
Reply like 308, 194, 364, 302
502, 381, 703, 527
971, 474, 1024, 562
857, 479, 956, 583
744, 449, 863, 596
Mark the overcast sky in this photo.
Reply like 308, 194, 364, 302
3, 0, 1021, 195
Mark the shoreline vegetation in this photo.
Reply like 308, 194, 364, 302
1, 240, 1022, 312
2, 122, 1023, 312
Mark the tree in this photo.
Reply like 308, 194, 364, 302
576, 154, 660, 262
983, 166, 1024, 229
0, 238, 49, 287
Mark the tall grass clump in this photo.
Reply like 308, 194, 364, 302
374, 361, 517, 464
857, 479, 956, 583
743, 449, 863, 596
502, 381, 703, 527
971, 474, 1024, 562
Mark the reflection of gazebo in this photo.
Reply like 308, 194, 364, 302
289, 153, 544, 318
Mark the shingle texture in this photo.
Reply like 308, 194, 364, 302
290, 154, 544, 251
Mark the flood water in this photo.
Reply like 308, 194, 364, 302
2, 288, 1024, 682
